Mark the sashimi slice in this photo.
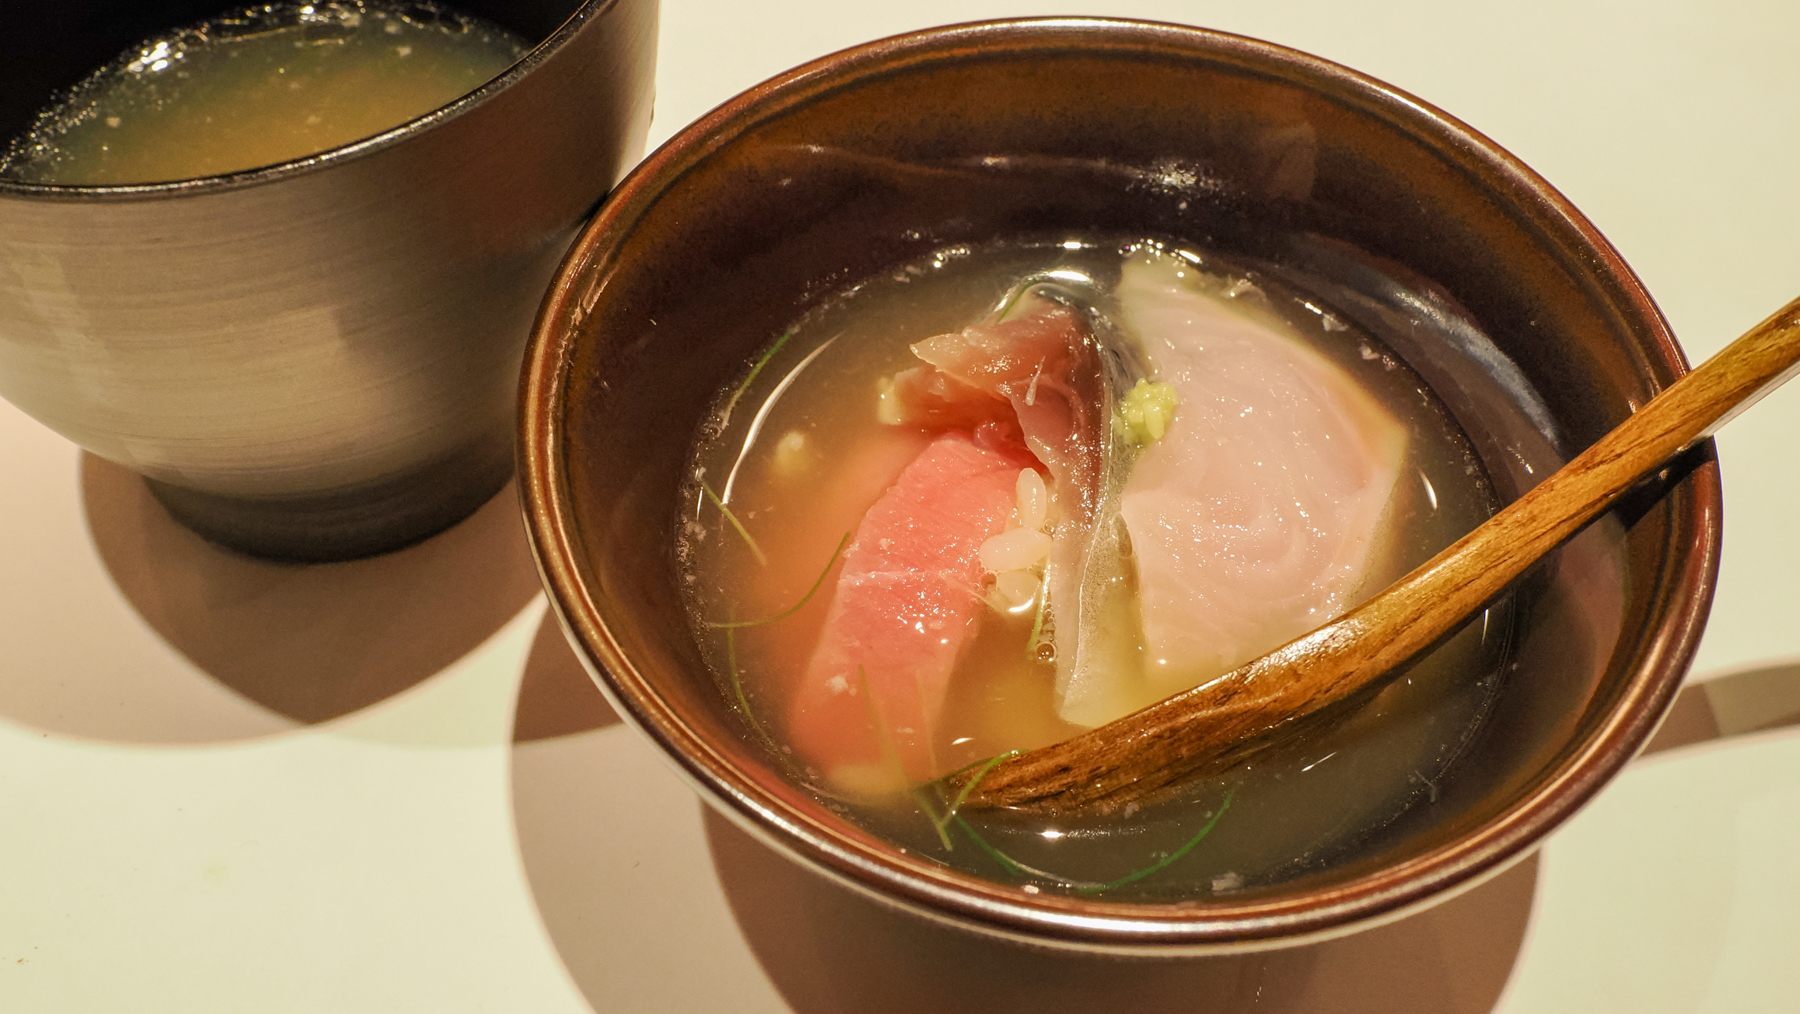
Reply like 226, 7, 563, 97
886, 300, 1105, 503
788, 430, 1030, 793
1112, 250, 1408, 710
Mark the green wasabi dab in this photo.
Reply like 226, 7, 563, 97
1117, 378, 1179, 446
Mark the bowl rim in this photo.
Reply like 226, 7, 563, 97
0, 0, 626, 201
519, 15, 1722, 951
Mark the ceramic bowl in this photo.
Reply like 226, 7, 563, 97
520, 18, 1719, 951
0, 0, 657, 559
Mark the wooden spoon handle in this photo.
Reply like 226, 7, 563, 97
964, 296, 1800, 814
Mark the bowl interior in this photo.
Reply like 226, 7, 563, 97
523, 19, 1717, 948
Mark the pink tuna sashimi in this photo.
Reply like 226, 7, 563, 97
886, 300, 1107, 515
788, 430, 1031, 791
1110, 250, 1408, 711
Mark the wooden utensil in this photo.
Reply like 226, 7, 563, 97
959, 296, 1800, 814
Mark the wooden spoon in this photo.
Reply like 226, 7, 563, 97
958, 296, 1800, 815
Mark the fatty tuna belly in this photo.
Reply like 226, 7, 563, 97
1117, 258, 1407, 702
788, 431, 1028, 793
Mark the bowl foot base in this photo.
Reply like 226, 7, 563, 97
145, 457, 511, 563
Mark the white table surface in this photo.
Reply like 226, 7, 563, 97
5, 2, 1800, 1011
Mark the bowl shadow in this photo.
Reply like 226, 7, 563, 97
507, 656, 1800, 1012
515, 608, 625, 743
1640, 658, 1800, 756
703, 811, 1537, 1014
19, 452, 542, 744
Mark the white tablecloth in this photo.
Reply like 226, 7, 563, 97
5, 2, 1798, 1010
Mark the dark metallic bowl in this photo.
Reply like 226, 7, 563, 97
521, 18, 1719, 951
0, 0, 657, 559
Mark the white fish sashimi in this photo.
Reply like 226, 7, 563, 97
1055, 250, 1408, 723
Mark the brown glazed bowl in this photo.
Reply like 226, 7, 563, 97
521, 19, 1719, 950
0, 0, 656, 560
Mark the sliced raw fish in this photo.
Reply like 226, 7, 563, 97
788, 430, 1030, 792
886, 300, 1102, 498
1112, 250, 1408, 709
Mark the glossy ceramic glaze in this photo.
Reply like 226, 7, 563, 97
0, 0, 657, 559
521, 19, 1719, 951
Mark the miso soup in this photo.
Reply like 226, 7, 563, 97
0, 1, 525, 185
679, 236, 1512, 900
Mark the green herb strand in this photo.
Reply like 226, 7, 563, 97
700, 481, 768, 567
1073, 789, 1236, 895
910, 789, 956, 852
934, 750, 1022, 834
722, 329, 794, 419
945, 788, 1238, 896
993, 279, 1046, 323
723, 612, 782, 756
704, 531, 851, 629
952, 815, 1034, 879
853, 664, 943, 848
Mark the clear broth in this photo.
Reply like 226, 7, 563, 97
0, 1, 525, 185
